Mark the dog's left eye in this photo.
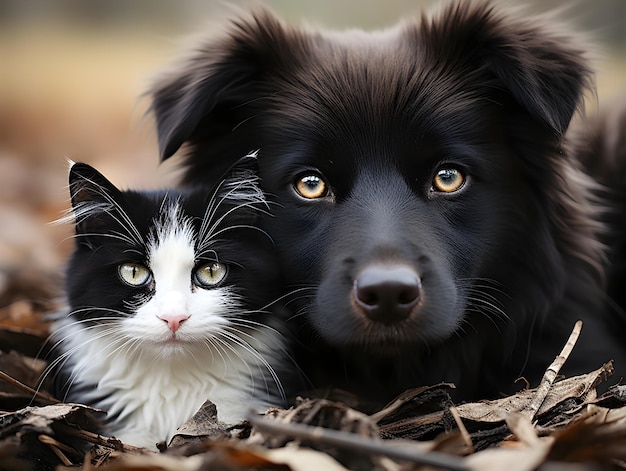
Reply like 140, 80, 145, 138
432, 167, 466, 193
294, 174, 329, 199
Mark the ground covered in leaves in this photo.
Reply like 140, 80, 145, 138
1, 297, 626, 471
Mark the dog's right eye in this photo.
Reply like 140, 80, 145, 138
294, 174, 329, 199
432, 166, 466, 194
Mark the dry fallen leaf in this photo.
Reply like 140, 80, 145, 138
263, 447, 350, 471
547, 405, 626, 465
0, 326, 48, 359
0, 403, 105, 469
0, 350, 46, 404
85, 453, 205, 471
167, 400, 231, 449
454, 363, 612, 424
464, 440, 552, 471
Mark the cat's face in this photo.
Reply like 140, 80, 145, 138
64, 160, 279, 356
104, 203, 238, 352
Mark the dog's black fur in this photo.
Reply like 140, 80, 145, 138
577, 101, 626, 313
150, 1, 626, 406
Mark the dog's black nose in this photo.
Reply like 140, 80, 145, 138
353, 265, 421, 323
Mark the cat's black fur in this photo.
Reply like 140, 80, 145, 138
48, 159, 288, 447
149, 1, 626, 407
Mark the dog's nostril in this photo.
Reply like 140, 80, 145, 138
398, 288, 420, 305
353, 265, 421, 324
358, 288, 380, 306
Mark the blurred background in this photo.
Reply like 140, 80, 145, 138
0, 0, 624, 330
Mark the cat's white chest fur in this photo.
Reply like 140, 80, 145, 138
55, 317, 276, 448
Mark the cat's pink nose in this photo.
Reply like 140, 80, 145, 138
158, 314, 190, 333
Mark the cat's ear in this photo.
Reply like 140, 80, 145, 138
216, 151, 267, 208
68, 162, 124, 233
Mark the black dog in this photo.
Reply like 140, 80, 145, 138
150, 1, 626, 406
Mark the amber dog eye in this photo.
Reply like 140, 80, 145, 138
432, 167, 466, 193
294, 174, 329, 199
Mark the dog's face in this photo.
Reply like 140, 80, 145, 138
255, 64, 526, 349
151, 2, 598, 354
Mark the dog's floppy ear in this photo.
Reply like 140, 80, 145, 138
421, 2, 593, 135
150, 8, 303, 162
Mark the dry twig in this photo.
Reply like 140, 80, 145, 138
248, 412, 468, 470
0, 369, 59, 405
38, 434, 77, 466
523, 320, 583, 420
449, 406, 474, 453
58, 424, 146, 453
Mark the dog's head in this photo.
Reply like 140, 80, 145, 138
151, 2, 600, 353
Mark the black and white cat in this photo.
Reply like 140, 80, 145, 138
47, 155, 287, 448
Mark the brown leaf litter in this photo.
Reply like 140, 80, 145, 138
0, 320, 625, 471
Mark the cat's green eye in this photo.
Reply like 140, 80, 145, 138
194, 262, 227, 288
118, 263, 152, 287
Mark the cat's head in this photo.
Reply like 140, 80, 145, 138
62, 154, 279, 356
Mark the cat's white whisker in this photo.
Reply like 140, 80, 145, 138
198, 201, 271, 251
210, 330, 256, 386
67, 232, 136, 246
217, 327, 286, 400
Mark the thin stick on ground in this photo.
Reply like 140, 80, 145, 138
248, 413, 469, 471
38, 434, 78, 466
57, 424, 146, 453
0, 370, 59, 405
450, 406, 474, 453
523, 320, 583, 420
